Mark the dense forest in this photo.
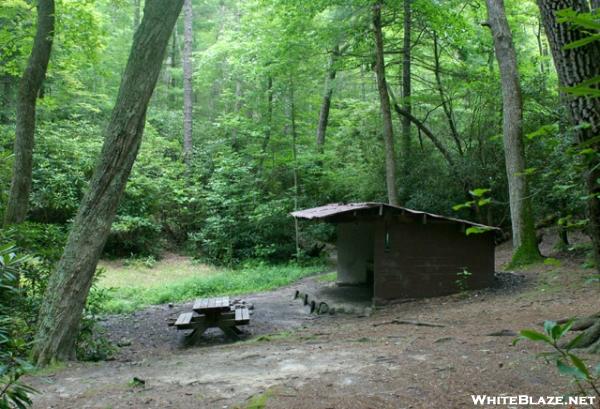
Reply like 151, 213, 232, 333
0, 0, 599, 407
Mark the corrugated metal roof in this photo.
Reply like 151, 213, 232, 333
291, 202, 500, 231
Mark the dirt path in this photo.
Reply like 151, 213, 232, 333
28, 233, 600, 408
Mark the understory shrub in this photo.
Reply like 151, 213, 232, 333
0, 244, 37, 408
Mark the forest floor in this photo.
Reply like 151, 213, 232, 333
27, 230, 599, 409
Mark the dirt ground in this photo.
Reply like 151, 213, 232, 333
28, 230, 600, 408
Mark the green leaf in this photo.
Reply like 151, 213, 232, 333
555, 320, 574, 341
477, 198, 491, 206
469, 188, 491, 198
563, 34, 600, 50
452, 202, 473, 211
556, 359, 587, 380
568, 353, 590, 380
465, 226, 493, 236
519, 329, 552, 344
544, 320, 557, 337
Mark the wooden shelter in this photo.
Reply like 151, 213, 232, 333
292, 203, 499, 304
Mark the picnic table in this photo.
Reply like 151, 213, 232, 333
172, 296, 250, 341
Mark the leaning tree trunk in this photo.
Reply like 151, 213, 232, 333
182, 0, 194, 167
32, 0, 184, 366
4, 0, 54, 226
537, 0, 600, 352
373, 1, 399, 206
486, 0, 540, 265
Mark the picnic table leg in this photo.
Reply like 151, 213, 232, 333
217, 323, 240, 340
185, 324, 207, 345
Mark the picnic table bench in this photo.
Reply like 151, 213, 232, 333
171, 296, 250, 341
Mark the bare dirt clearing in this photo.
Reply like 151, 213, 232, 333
29, 234, 599, 408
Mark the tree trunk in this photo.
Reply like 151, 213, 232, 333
316, 46, 338, 152
400, 0, 412, 202
373, 1, 399, 206
170, 28, 179, 90
182, 0, 193, 166
4, 0, 54, 226
486, 0, 540, 264
0, 75, 11, 124
259, 75, 273, 168
288, 83, 300, 261
231, 79, 242, 150
537, 0, 600, 270
32, 0, 183, 366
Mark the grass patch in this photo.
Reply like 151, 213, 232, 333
252, 331, 294, 342
244, 389, 273, 409
315, 271, 336, 282
97, 258, 324, 314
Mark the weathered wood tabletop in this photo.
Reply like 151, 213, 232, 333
173, 296, 250, 341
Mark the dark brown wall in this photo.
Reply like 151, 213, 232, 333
372, 220, 495, 303
336, 221, 374, 285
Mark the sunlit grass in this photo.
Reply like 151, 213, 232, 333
96, 255, 325, 314
97, 254, 218, 289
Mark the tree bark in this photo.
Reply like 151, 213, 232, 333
182, 0, 194, 166
486, 0, 540, 263
0, 75, 11, 124
4, 0, 54, 226
259, 75, 273, 169
288, 83, 300, 261
32, 0, 184, 366
373, 1, 399, 206
537, 0, 600, 270
170, 28, 179, 89
316, 45, 338, 152
400, 0, 412, 202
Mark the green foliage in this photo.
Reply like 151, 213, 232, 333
189, 151, 296, 264
515, 320, 599, 399
455, 269, 472, 293
0, 244, 37, 409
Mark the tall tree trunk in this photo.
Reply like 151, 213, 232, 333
32, 0, 184, 366
537, 0, 600, 270
486, 0, 540, 264
316, 45, 338, 152
288, 83, 300, 260
4, 0, 54, 226
182, 0, 193, 166
259, 75, 273, 168
0, 75, 11, 124
400, 0, 412, 203
231, 79, 242, 150
170, 28, 179, 89
373, 1, 399, 206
